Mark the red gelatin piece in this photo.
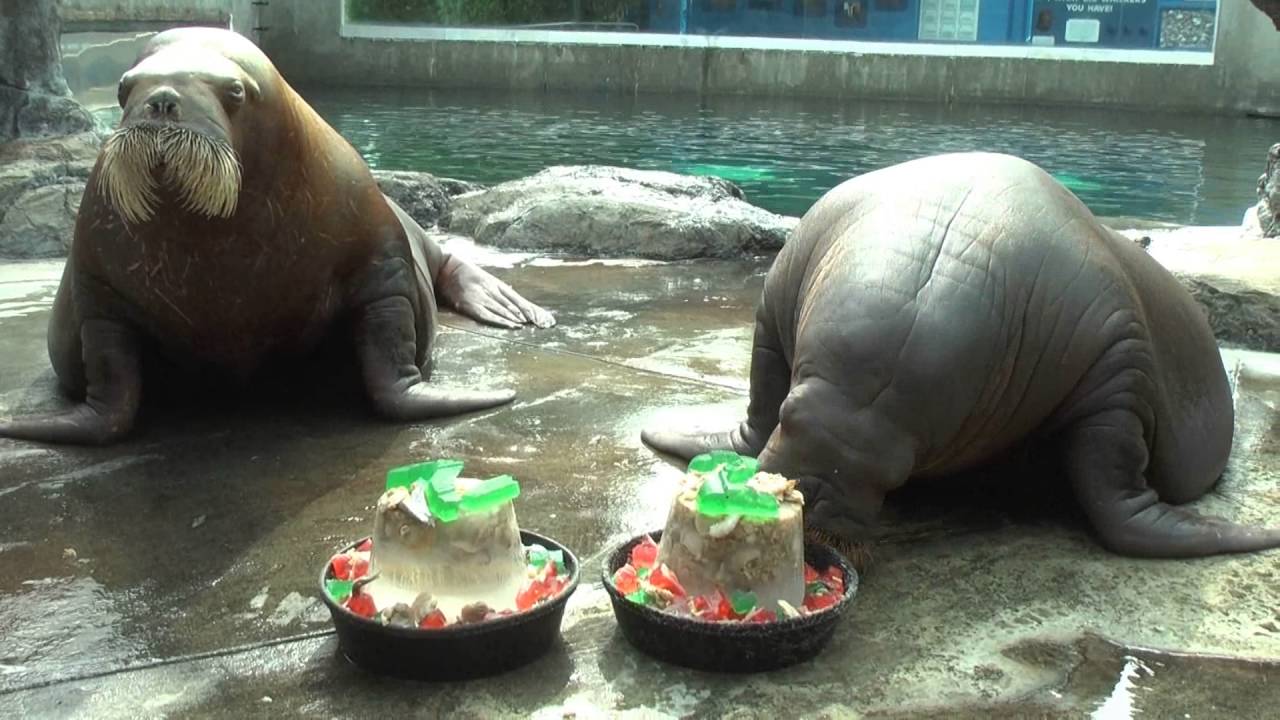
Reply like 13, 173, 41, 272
713, 590, 737, 620
516, 581, 541, 612
747, 609, 778, 623
419, 609, 447, 629
691, 595, 711, 616
804, 591, 840, 613
355, 538, 373, 552
350, 555, 371, 580
823, 567, 844, 594
648, 564, 686, 597
629, 536, 660, 569
345, 592, 376, 618
612, 565, 640, 594
804, 564, 819, 583
329, 553, 352, 580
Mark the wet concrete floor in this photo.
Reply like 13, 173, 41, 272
1, 246, 1278, 719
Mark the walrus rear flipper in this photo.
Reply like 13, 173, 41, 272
641, 428, 748, 463
1065, 408, 1280, 558
356, 295, 515, 420
641, 314, 789, 462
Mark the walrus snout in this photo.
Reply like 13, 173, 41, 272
141, 86, 182, 121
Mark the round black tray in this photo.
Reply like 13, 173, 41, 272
320, 529, 580, 681
602, 529, 858, 673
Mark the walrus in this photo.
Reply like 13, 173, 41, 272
643, 152, 1280, 560
0, 28, 554, 446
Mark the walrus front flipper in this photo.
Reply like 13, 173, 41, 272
1065, 408, 1280, 558
356, 296, 516, 420
435, 256, 556, 330
0, 319, 142, 446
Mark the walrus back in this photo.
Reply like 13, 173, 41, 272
773, 153, 1139, 476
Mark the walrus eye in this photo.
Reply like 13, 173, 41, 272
226, 80, 246, 106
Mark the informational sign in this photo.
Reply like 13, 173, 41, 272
919, 0, 980, 41
1030, 0, 1159, 48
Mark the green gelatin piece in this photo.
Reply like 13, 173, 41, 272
806, 581, 829, 596
688, 450, 743, 474
326, 579, 354, 603
724, 456, 759, 485
385, 458, 464, 492
527, 544, 550, 568
728, 488, 780, 520
636, 566, 652, 580
730, 590, 758, 616
696, 472, 729, 516
549, 549, 566, 575
459, 474, 521, 514
626, 589, 650, 605
425, 476, 462, 523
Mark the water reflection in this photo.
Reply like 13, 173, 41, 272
86, 84, 1273, 227
300, 87, 1274, 226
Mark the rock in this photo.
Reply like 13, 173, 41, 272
442, 165, 798, 260
1242, 143, 1278, 239
1116, 226, 1280, 353
0, 0, 96, 144
0, 180, 85, 258
14, 91, 96, 139
371, 170, 486, 230
0, 132, 99, 259
372, 169, 451, 229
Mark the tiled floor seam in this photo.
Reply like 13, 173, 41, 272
0, 629, 336, 696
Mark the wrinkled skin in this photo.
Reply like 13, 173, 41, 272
0, 28, 554, 446
644, 152, 1280, 561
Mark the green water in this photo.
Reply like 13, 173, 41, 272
94, 86, 1276, 225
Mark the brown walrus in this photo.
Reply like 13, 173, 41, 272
644, 152, 1280, 560
0, 27, 554, 445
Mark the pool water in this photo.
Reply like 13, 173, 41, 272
96, 86, 1278, 225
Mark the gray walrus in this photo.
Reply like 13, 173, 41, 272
644, 152, 1280, 560
0, 28, 553, 446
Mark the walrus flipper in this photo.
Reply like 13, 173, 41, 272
1065, 408, 1280, 558
355, 296, 516, 420
390, 194, 555, 331
641, 313, 789, 461
0, 319, 142, 445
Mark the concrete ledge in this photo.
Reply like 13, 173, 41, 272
254, 0, 1276, 115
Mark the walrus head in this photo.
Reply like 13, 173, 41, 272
99, 32, 265, 225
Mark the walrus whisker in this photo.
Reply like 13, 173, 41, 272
98, 124, 241, 223
98, 126, 164, 225
159, 127, 242, 219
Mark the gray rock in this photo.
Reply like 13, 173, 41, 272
0, 0, 95, 144
0, 132, 99, 259
1243, 142, 1279, 239
1176, 277, 1280, 354
13, 91, 96, 139
442, 165, 798, 260
371, 170, 486, 229
373, 169, 451, 229
0, 180, 84, 258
